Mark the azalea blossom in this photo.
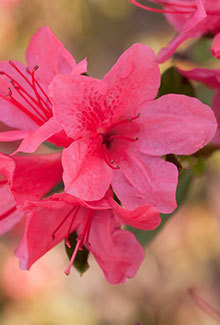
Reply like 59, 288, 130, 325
49, 43, 217, 213
0, 152, 63, 234
128, 0, 220, 63
0, 26, 87, 153
15, 191, 160, 284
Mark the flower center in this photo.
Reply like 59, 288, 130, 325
0, 61, 53, 126
99, 113, 140, 170
129, 0, 220, 16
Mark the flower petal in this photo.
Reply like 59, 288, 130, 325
26, 26, 81, 86
109, 198, 161, 230
50, 74, 109, 139
14, 117, 62, 154
62, 140, 113, 201
138, 94, 217, 156
0, 185, 22, 235
211, 91, 220, 145
88, 210, 145, 284
112, 151, 178, 213
11, 153, 63, 204
103, 43, 160, 117
0, 130, 29, 142
179, 67, 220, 89
15, 203, 83, 269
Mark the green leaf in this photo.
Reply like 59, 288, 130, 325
126, 168, 194, 246
65, 232, 90, 274
158, 66, 196, 98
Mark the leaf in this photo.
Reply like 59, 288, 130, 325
158, 66, 196, 98
65, 232, 90, 274
127, 168, 194, 246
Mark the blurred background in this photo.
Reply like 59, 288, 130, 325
0, 0, 220, 324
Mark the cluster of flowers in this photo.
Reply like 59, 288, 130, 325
0, 20, 218, 284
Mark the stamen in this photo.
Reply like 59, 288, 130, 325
65, 206, 80, 248
109, 135, 138, 142
101, 143, 120, 170
148, 0, 196, 9
65, 209, 94, 275
10, 81, 47, 121
0, 61, 53, 124
0, 92, 43, 126
0, 206, 16, 221
64, 239, 81, 275
128, 0, 194, 14
27, 67, 52, 118
110, 113, 140, 129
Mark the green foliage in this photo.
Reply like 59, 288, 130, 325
127, 168, 194, 246
158, 66, 196, 98
65, 232, 90, 274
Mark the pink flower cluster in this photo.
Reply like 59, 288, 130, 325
0, 26, 217, 284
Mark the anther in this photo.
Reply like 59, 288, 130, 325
33, 65, 39, 71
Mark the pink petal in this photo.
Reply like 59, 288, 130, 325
62, 140, 113, 201
50, 192, 111, 211
103, 43, 160, 117
0, 185, 22, 235
15, 202, 84, 269
0, 152, 15, 182
14, 117, 62, 154
11, 153, 63, 204
211, 33, 220, 58
109, 198, 161, 230
26, 26, 80, 86
138, 94, 217, 156
88, 210, 145, 284
157, 0, 207, 63
112, 151, 178, 213
72, 58, 87, 75
211, 91, 220, 145
179, 67, 220, 89
0, 130, 29, 142
50, 74, 109, 139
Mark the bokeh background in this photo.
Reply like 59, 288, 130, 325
1, 0, 220, 324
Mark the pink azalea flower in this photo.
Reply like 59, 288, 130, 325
15, 191, 160, 284
49, 43, 217, 213
180, 66, 220, 145
128, 0, 220, 63
0, 152, 63, 234
0, 26, 87, 153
